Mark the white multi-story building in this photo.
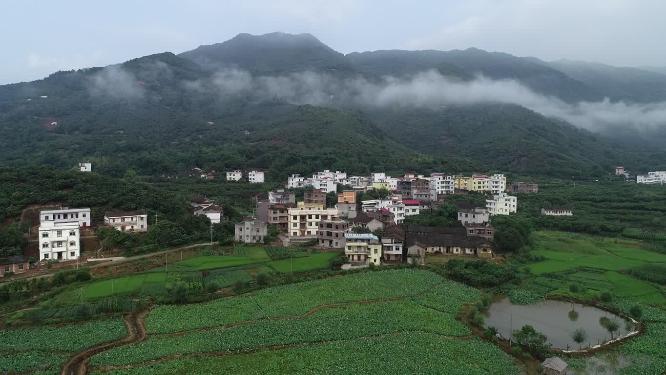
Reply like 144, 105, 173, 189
430, 173, 455, 198
248, 170, 265, 184
40, 208, 91, 228
371, 172, 387, 183
104, 211, 148, 232
38, 222, 80, 261
288, 206, 339, 238
313, 170, 347, 184
637, 171, 666, 184
342, 176, 370, 190
486, 193, 517, 216
387, 202, 406, 224
78, 162, 92, 172
226, 170, 243, 182
361, 199, 392, 212
311, 178, 337, 193
489, 174, 507, 194
287, 174, 307, 189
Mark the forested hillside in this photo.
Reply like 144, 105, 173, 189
1, 32, 665, 178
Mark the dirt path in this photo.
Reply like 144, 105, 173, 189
61, 308, 149, 375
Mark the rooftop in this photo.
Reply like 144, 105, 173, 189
345, 233, 379, 241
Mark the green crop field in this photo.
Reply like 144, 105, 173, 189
47, 246, 338, 305
0, 318, 126, 373
87, 270, 519, 374
519, 231, 666, 374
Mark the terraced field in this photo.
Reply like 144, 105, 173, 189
0, 318, 126, 374
87, 270, 519, 374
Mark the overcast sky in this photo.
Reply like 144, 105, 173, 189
1, 0, 665, 84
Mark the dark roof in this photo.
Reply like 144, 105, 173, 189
407, 233, 490, 248
0, 255, 27, 265
105, 210, 147, 217
350, 211, 372, 224
406, 225, 466, 236
383, 224, 405, 239
454, 201, 478, 210
351, 210, 394, 225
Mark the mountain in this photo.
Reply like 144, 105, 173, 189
1, 32, 665, 178
347, 48, 599, 102
546, 60, 666, 103
367, 104, 618, 176
180, 32, 354, 75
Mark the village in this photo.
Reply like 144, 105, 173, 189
3, 162, 664, 278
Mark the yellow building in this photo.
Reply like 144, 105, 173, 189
371, 181, 390, 191
455, 175, 490, 192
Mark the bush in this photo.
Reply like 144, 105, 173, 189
569, 283, 581, 293
629, 305, 642, 319
256, 273, 270, 286
600, 291, 613, 302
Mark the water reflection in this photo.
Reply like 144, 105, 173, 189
484, 298, 635, 350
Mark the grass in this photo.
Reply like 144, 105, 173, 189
267, 252, 339, 273
89, 270, 518, 374
47, 246, 335, 304
528, 231, 666, 275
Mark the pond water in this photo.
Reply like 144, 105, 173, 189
484, 298, 635, 350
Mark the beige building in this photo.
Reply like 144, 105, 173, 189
288, 205, 339, 239
344, 233, 382, 266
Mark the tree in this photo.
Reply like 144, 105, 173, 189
599, 317, 620, 339
569, 283, 581, 293
600, 291, 613, 303
572, 328, 587, 349
513, 325, 551, 359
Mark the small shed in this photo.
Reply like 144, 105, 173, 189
542, 357, 568, 375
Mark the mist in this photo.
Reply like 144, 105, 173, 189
88, 65, 145, 100
186, 68, 666, 134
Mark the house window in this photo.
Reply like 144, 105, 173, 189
70, 252, 75, 257
42, 232, 48, 238
42, 243, 48, 248
18, 264, 24, 270
4, 266, 9, 272
56, 230, 62, 237
69, 241, 76, 246
44, 254, 49, 259
44, 215, 50, 220
69, 231, 75, 236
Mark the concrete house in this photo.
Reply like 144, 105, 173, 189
344, 233, 382, 266
510, 182, 539, 193
486, 193, 517, 215
104, 210, 148, 232
78, 162, 92, 172
381, 225, 405, 263
39, 221, 80, 261
193, 204, 223, 224
268, 190, 296, 204
0, 256, 30, 277
257, 202, 294, 232
235, 219, 267, 244
541, 208, 574, 216
288, 205, 339, 239
226, 170, 243, 181
317, 219, 348, 249
248, 170, 265, 184
457, 206, 490, 225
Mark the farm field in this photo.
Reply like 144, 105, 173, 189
48, 246, 339, 304
0, 318, 126, 374
88, 269, 519, 374
520, 231, 666, 374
